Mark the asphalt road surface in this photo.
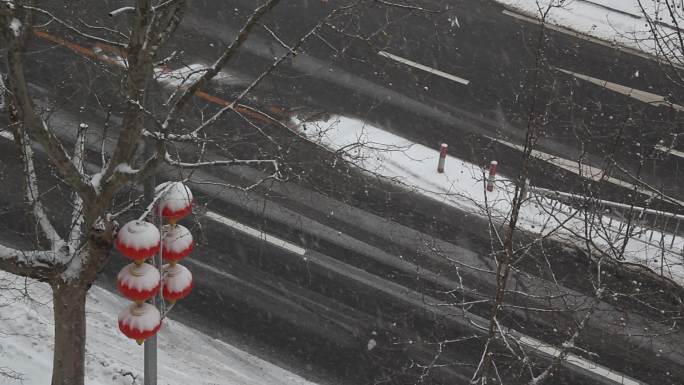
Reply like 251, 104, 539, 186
0, 120, 682, 385
2, 1, 684, 384
177, 0, 684, 204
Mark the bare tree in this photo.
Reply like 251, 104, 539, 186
0, 1, 304, 384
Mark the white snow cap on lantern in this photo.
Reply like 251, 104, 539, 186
117, 263, 160, 291
117, 220, 160, 250
162, 224, 193, 253
156, 181, 193, 212
163, 263, 193, 293
118, 303, 161, 332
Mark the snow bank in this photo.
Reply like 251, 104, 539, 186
0, 272, 318, 385
294, 115, 684, 285
496, 0, 681, 56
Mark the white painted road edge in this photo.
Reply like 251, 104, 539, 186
500, 9, 683, 70
555, 67, 684, 112
487, 135, 684, 207
378, 50, 470, 85
205, 210, 306, 256
655, 144, 684, 159
517, 335, 644, 385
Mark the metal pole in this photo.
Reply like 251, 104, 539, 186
143, 137, 158, 385
141, 57, 157, 383
144, 316, 157, 385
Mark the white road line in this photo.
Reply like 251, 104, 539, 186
655, 144, 684, 159
501, 9, 684, 70
187, 257, 241, 281
205, 210, 306, 256
555, 67, 684, 112
378, 51, 470, 85
517, 335, 644, 385
487, 135, 684, 205
488, 135, 606, 180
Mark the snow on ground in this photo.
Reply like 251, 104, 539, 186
295, 115, 684, 285
496, 0, 680, 56
0, 272, 318, 385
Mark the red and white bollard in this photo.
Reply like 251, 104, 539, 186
486, 160, 498, 192
437, 143, 448, 173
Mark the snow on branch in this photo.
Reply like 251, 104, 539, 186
21, 5, 127, 47
152, 0, 184, 12
164, 151, 280, 174
184, 6, 336, 139
103, 152, 162, 195
68, 123, 88, 252
160, 0, 281, 131
372, 0, 439, 13
259, 22, 296, 54
0, 243, 63, 280
1, 22, 96, 202
137, 179, 176, 221
11, 123, 65, 252
108, 6, 135, 18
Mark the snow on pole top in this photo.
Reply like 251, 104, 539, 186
116, 220, 161, 261
161, 224, 194, 262
156, 182, 193, 223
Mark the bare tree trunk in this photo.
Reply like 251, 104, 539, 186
50, 282, 88, 385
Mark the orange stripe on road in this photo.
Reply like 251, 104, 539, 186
194, 90, 273, 123
32, 30, 283, 126
33, 30, 122, 67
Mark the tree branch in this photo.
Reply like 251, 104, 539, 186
160, 0, 281, 132
21, 4, 127, 48
68, 123, 88, 252
372, 0, 439, 13
164, 150, 279, 172
1, 8, 96, 203
184, 4, 336, 139
0, 244, 62, 280
9, 117, 65, 252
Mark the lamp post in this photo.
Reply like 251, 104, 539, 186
114, 182, 194, 385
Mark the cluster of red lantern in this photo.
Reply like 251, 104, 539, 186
115, 182, 194, 344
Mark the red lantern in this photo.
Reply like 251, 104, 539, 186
161, 224, 194, 263
162, 263, 193, 303
116, 220, 160, 262
117, 263, 161, 302
118, 303, 161, 345
156, 182, 193, 224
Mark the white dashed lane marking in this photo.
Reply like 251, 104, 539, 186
378, 50, 470, 85
205, 210, 306, 256
555, 67, 684, 112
